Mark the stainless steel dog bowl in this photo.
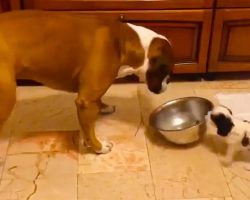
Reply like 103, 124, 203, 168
149, 97, 213, 145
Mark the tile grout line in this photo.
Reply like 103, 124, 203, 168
135, 87, 147, 140
198, 88, 234, 200
144, 136, 158, 200
0, 121, 15, 185
77, 174, 79, 200
136, 86, 158, 200
77, 129, 83, 200
212, 90, 234, 200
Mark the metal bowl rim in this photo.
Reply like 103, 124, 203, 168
149, 96, 214, 132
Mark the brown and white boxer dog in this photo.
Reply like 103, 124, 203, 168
0, 10, 174, 154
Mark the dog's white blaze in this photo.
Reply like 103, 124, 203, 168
160, 75, 169, 93
127, 23, 170, 82
118, 23, 171, 83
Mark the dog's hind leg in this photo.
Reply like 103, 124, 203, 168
98, 100, 116, 115
0, 63, 16, 131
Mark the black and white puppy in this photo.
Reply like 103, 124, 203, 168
209, 105, 250, 167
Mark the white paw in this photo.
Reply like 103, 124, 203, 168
95, 141, 113, 154
219, 156, 232, 167
100, 105, 116, 115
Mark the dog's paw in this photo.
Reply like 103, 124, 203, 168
95, 141, 113, 154
100, 105, 116, 115
219, 156, 232, 167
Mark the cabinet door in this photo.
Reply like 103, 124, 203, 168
0, 0, 8, 12
76, 10, 212, 74
209, 9, 250, 72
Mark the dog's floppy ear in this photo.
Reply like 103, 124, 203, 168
211, 113, 234, 137
148, 37, 174, 71
120, 24, 145, 67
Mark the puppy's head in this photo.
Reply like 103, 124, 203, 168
210, 106, 234, 137
126, 24, 174, 94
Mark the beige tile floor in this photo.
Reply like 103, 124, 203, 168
0, 80, 249, 200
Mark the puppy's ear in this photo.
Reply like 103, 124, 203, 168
211, 113, 234, 137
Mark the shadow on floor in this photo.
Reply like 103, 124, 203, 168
1, 91, 142, 154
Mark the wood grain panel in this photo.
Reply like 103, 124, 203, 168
217, 0, 250, 8
209, 9, 250, 72
10, 0, 22, 10
75, 10, 212, 73
220, 21, 250, 61
23, 0, 214, 10
0, 0, 10, 11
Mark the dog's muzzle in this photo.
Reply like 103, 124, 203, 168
148, 75, 170, 94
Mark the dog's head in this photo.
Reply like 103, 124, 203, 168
145, 37, 174, 94
125, 23, 174, 94
210, 105, 234, 137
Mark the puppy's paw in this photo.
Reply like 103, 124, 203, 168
219, 156, 232, 167
100, 105, 116, 115
95, 141, 113, 154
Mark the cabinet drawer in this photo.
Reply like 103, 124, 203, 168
209, 9, 250, 72
216, 0, 250, 8
23, 0, 214, 10
75, 10, 212, 73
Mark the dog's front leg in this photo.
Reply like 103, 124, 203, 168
75, 97, 113, 154
219, 144, 239, 166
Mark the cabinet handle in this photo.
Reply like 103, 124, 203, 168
119, 14, 125, 22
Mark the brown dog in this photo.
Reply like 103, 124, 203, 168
0, 10, 174, 153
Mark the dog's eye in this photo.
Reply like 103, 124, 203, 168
150, 57, 157, 65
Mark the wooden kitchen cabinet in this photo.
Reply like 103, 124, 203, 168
208, 9, 250, 72
23, 0, 214, 10
21, 0, 213, 74
4, 0, 215, 73
5, 0, 250, 73
69, 10, 212, 73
